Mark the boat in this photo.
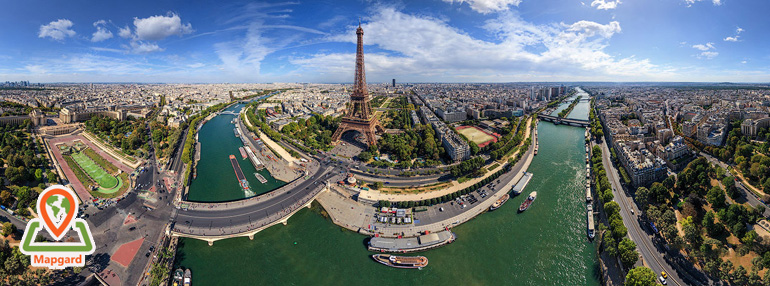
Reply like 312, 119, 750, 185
587, 204, 595, 240
518, 191, 537, 213
489, 193, 510, 211
255, 172, 268, 184
234, 128, 239, 137
372, 254, 428, 269
183, 269, 191, 286
511, 172, 533, 196
173, 268, 184, 285
238, 146, 247, 159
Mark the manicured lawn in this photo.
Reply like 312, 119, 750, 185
63, 154, 94, 186
71, 151, 118, 189
92, 173, 130, 198
84, 148, 118, 173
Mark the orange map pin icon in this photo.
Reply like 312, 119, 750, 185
37, 186, 78, 241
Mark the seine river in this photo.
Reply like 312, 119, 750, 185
186, 103, 285, 202
175, 95, 600, 285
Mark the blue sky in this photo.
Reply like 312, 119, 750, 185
0, 0, 767, 83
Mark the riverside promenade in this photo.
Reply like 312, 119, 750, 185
358, 116, 533, 202
317, 121, 537, 238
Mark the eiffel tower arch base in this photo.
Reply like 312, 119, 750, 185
331, 119, 382, 146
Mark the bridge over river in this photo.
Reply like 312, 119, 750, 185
538, 114, 590, 127
171, 161, 341, 245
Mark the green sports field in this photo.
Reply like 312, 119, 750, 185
457, 126, 495, 146
71, 151, 118, 189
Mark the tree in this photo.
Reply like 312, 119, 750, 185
703, 211, 723, 238
720, 260, 734, 281
619, 238, 639, 267
635, 187, 650, 209
0, 191, 10, 205
34, 168, 43, 182
706, 186, 726, 209
742, 230, 758, 248
604, 235, 618, 257
604, 201, 620, 217
2, 222, 16, 236
683, 222, 702, 248
624, 266, 656, 286
373, 181, 384, 190
734, 265, 748, 285
47, 170, 57, 183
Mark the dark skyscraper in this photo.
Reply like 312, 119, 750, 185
392, 79, 396, 87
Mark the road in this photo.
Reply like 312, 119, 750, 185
173, 163, 338, 234
597, 139, 695, 286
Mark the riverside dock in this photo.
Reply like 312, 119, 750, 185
368, 231, 456, 253
511, 172, 533, 196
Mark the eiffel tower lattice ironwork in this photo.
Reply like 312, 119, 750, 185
331, 23, 383, 146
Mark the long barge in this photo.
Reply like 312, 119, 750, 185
244, 145, 264, 170
229, 155, 251, 193
511, 172, 533, 196
587, 203, 595, 240
368, 231, 456, 253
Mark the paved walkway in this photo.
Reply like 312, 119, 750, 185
242, 107, 296, 163
359, 116, 533, 202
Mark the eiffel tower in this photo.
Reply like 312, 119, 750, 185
331, 23, 383, 146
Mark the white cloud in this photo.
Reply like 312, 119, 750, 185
215, 23, 273, 80
292, 8, 667, 82
127, 41, 164, 54
114, 13, 192, 53
683, 0, 723, 7
187, 63, 205, 68
118, 26, 133, 38
38, 19, 76, 41
442, 0, 522, 14
132, 13, 193, 41
691, 43, 717, 59
700, 51, 718, 59
91, 20, 113, 42
567, 20, 621, 38
590, 0, 621, 10
723, 26, 743, 42
692, 42, 714, 51
741, 60, 747, 64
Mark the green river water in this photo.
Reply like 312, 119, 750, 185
175, 97, 600, 285
187, 103, 285, 202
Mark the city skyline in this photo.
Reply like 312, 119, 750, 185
1, 0, 769, 83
